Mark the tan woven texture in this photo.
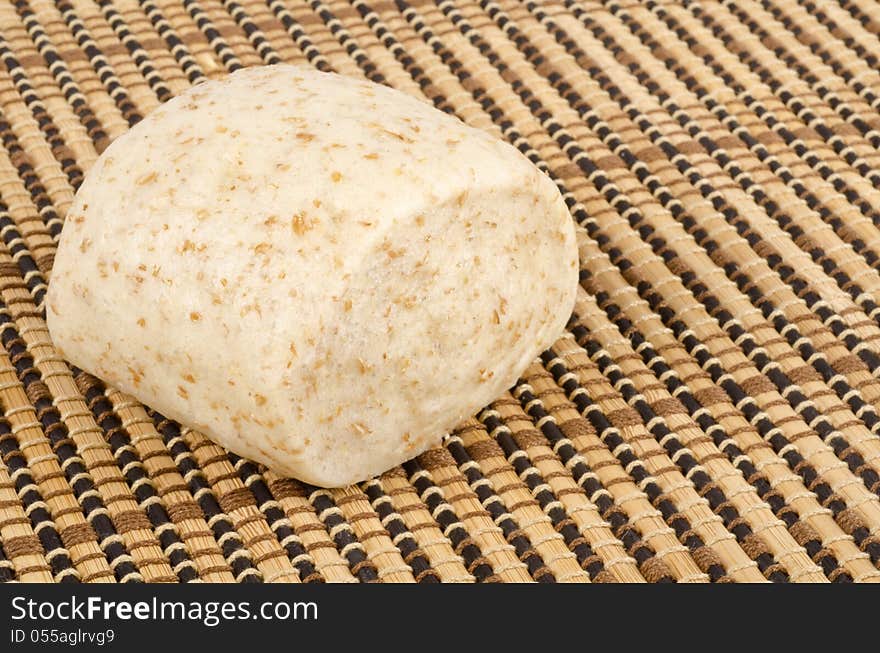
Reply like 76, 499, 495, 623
0, 0, 879, 583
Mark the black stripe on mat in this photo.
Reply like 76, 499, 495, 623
12, 0, 111, 151
444, 434, 556, 582
228, 453, 324, 582
0, 420, 79, 581
476, 409, 615, 582
403, 458, 499, 582
304, 487, 380, 583
360, 478, 441, 583
150, 412, 261, 582
77, 373, 198, 582
0, 307, 141, 582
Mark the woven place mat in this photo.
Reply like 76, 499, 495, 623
0, 0, 879, 584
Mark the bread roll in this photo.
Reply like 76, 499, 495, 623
46, 65, 578, 487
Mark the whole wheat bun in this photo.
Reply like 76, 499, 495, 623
46, 65, 578, 487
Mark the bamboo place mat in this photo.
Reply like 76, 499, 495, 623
0, 0, 879, 585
